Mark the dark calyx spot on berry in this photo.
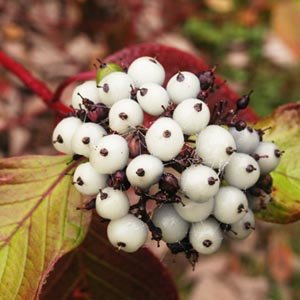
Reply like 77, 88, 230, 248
136, 168, 145, 177
246, 164, 257, 173
208, 177, 218, 185
139, 88, 148, 96
176, 72, 185, 82
163, 130, 172, 138
247, 126, 253, 133
149, 58, 157, 64
119, 112, 128, 120
99, 189, 108, 200
202, 239, 212, 248
117, 242, 126, 249
235, 120, 247, 131
99, 148, 109, 156
274, 149, 283, 158
194, 103, 202, 112
226, 146, 236, 155
54, 134, 63, 144
237, 204, 246, 214
244, 222, 255, 230
253, 153, 269, 161
82, 137, 90, 144
103, 83, 109, 93
76, 177, 84, 186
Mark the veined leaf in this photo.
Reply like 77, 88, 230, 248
40, 215, 179, 300
255, 102, 300, 223
0, 155, 91, 299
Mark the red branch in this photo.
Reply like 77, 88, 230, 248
51, 71, 95, 103
0, 50, 70, 115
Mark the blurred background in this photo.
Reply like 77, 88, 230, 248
0, 1, 300, 299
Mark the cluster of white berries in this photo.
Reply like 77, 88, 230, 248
52, 56, 282, 264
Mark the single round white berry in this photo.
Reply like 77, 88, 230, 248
226, 209, 255, 240
253, 142, 282, 175
127, 56, 165, 87
166, 71, 200, 104
71, 80, 101, 110
152, 204, 189, 243
89, 134, 129, 174
189, 218, 223, 255
52, 117, 82, 154
109, 99, 144, 134
180, 165, 220, 202
173, 194, 214, 222
145, 117, 184, 161
71, 122, 107, 157
196, 125, 236, 168
126, 154, 164, 189
95, 187, 129, 220
107, 214, 148, 253
229, 126, 260, 154
213, 186, 248, 224
136, 83, 170, 116
73, 162, 107, 196
97, 72, 135, 106
224, 153, 260, 189
173, 98, 210, 135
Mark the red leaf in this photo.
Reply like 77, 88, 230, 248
105, 43, 258, 123
40, 215, 179, 300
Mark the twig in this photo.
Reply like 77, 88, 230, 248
0, 50, 70, 115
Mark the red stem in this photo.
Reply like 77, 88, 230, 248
0, 50, 70, 115
51, 71, 95, 103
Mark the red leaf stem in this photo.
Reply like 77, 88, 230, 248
0, 50, 70, 115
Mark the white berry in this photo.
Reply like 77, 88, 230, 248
73, 162, 107, 196
89, 134, 129, 174
127, 56, 165, 87
173, 98, 210, 135
71, 80, 101, 110
97, 72, 135, 106
173, 195, 214, 222
214, 186, 248, 224
224, 153, 260, 189
136, 83, 170, 116
189, 218, 223, 255
166, 71, 200, 104
152, 204, 189, 243
145, 117, 184, 161
107, 214, 148, 253
180, 165, 220, 202
226, 209, 255, 240
126, 154, 164, 189
229, 126, 260, 154
52, 117, 82, 154
253, 141, 281, 175
109, 99, 144, 134
95, 187, 129, 220
71, 122, 107, 157
196, 125, 236, 168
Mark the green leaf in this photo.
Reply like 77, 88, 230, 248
255, 102, 300, 223
0, 155, 91, 299
40, 215, 179, 300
